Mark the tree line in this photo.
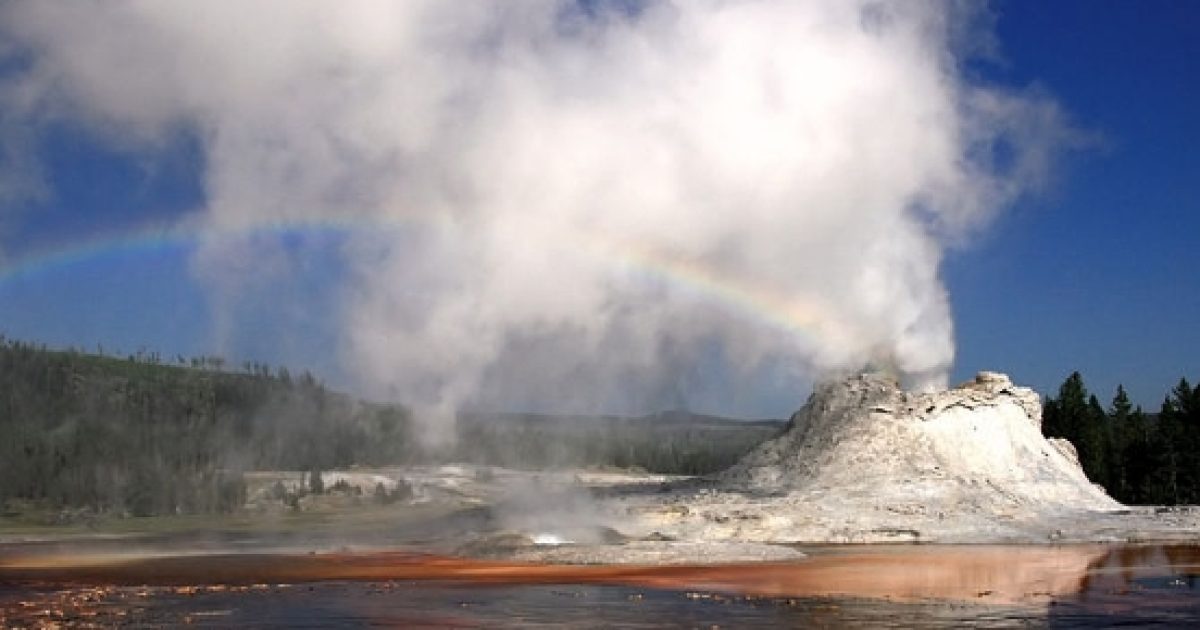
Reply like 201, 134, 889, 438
453, 412, 779, 475
0, 337, 418, 517
0, 337, 779, 518
1042, 371, 1200, 505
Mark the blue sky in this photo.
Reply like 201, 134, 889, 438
0, 0, 1196, 415
946, 0, 1199, 409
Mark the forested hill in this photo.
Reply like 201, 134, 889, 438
455, 411, 782, 473
0, 337, 782, 517
0, 337, 413, 516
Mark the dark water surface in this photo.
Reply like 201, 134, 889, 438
3, 544, 1200, 628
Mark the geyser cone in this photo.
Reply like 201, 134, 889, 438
722, 371, 1121, 513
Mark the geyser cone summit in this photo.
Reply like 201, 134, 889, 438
722, 371, 1121, 514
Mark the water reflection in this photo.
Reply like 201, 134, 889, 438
3, 544, 1199, 627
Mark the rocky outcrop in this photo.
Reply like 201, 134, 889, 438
720, 371, 1120, 513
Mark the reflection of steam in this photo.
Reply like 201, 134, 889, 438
1, 2, 1073, 430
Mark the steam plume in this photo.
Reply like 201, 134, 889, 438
0, 1, 1068, 434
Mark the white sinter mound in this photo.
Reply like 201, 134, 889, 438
722, 371, 1120, 512
611, 371, 1135, 545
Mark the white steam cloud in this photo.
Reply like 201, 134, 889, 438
0, 1, 1068, 434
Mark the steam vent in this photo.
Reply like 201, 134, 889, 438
625, 372, 1127, 545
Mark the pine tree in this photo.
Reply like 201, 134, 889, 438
1124, 405, 1155, 504
1106, 385, 1133, 500
1166, 379, 1199, 503
308, 466, 325, 495
1044, 372, 1095, 475
1152, 394, 1184, 504
1081, 394, 1109, 485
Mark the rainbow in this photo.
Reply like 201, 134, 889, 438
1, 217, 847, 349
1, 224, 194, 284
584, 234, 846, 350
0, 218, 398, 284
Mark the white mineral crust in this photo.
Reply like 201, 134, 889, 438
612, 372, 1135, 544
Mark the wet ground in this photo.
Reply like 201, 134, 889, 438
3, 543, 1200, 627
